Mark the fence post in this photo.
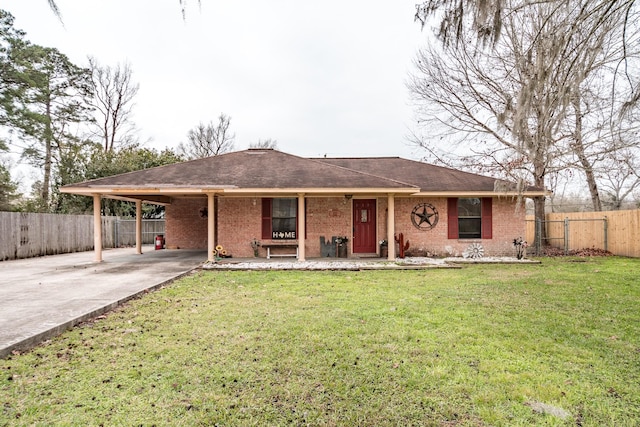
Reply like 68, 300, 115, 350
564, 217, 569, 255
603, 216, 608, 252
535, 218, 542, 255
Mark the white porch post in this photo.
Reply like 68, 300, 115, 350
298, 193, 306, 261
135, 200, 142, 254
93, 194, 103, 262
207, 193, 215, 262
387, 193, 395, 260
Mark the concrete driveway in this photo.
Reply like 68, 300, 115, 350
0, 246, 207, 358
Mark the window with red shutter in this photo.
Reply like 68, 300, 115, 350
262, 198, 301, 240
447, 198, 458, 239
481, 197, 492, 239
261, 198, 272, 239
447, 197, 492, 239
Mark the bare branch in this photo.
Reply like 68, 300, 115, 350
249, 139, 278, 149
178, 113, 235, 159
87, 57, 140, 151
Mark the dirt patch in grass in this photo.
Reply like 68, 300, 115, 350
540, 247, 613, 257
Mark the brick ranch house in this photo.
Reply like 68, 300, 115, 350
61, 148, 545, 262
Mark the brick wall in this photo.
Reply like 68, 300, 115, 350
216, 197, 353, 258
165, 198, 208, 249
216, 197, 262, 257
392, 197, 525, 257
306, 197, 351, 257
214, 197, 352, 258
166, 195, 525, 258
166, 196, 352, 258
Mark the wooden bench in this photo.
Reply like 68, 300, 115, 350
262, 243, 299, 259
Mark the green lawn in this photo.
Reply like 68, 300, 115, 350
2, 257, 639, 426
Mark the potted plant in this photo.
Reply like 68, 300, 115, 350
513, 237, 527, 260
379, 239, 388, 258
250, 238, 261, 257
335, 236, 349, 258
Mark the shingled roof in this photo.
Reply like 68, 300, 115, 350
315, 157, 542, 193
61, 149, 545, 200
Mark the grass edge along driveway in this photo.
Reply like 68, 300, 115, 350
2, 257, 639, 426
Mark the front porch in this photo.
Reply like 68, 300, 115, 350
164, 193, 399, 263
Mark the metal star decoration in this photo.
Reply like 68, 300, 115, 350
411, 203, 439, 230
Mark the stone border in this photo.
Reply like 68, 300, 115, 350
202, 257, 540, 271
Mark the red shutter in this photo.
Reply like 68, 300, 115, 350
481, 197, 492, 239
447, 198, 458, 239
261, 198, 272, 239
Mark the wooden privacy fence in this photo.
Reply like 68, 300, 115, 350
0, 212, 165, 261
113, 219, 165, 247
526, 209, 640, 257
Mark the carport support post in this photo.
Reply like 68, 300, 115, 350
207, 193, 215, 262
93, 194, 103, 262
298, 193, 306, 261
135, 200, 142, 254
387, 193, 395, 260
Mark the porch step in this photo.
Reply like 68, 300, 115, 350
356, 253, 380, 258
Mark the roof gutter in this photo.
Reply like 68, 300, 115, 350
60, 187, 546, 199
411, 190, 548, 197
60, 186, 419, 196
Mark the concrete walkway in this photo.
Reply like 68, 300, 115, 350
0, 246, 207, 358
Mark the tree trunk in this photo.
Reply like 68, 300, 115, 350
532, 158, 547, 255
572, 97, 602, 211
42, 98, 53, 208
532, 195, 546, 254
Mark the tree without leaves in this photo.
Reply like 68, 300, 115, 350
562, 66, 640, 212
597, 147, 640, 210
249, 138, 278, 149
409, 1, 636, 247
505, 2, 639, 213
87, 56, 140, 152
415, 0, 505, 46
415, 0, 639, 110
541, 2, 639, 212
178, 113, 235, 159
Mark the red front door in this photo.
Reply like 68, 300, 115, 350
353, 199, 377, 253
